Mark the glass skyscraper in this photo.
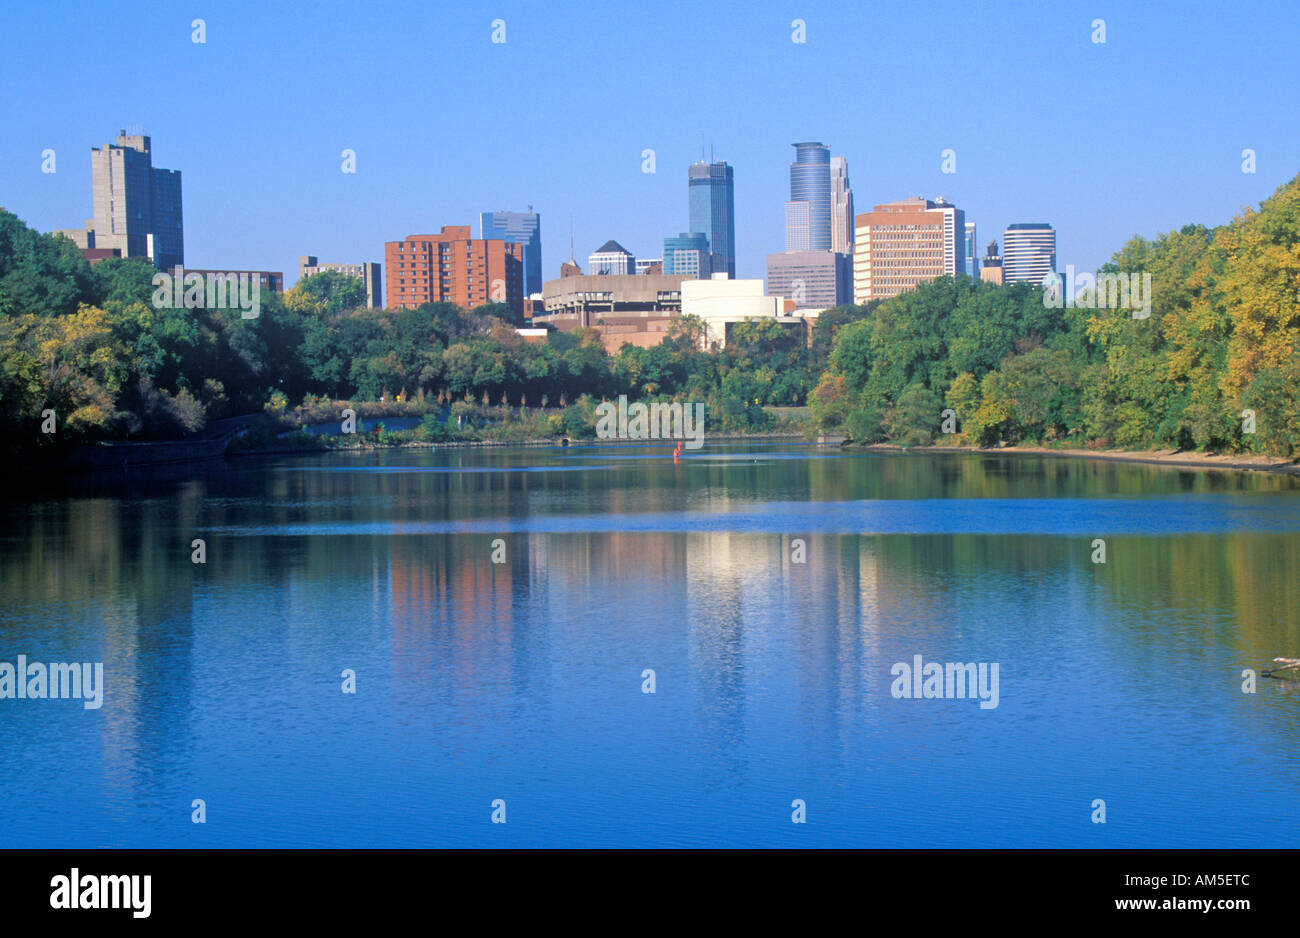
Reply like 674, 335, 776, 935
785, 142, 831, 252
964, 222, 979, 280
687, 161, 735, 278
663, 232, 712, 278
481, 209, 542, 295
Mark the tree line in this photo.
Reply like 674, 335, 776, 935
2, 170, 1298, 457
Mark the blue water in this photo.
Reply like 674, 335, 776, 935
1, 444, 1298, 847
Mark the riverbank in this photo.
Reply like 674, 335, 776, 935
230, 431, 812, 458
859, 442, 1300, 475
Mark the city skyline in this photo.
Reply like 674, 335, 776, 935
2, 0, 1293, 290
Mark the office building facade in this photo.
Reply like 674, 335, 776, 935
480, 209, 542, 296
1002, 223, 1057, 285
852, 198, 966, 302
663, 232, 712, 278
766, 250, 850, 309
687, 160, 735, 278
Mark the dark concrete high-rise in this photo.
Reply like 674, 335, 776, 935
687, 161, 735, 278
91, 130, 183, 270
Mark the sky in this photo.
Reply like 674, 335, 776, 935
1, 0, 1297, 289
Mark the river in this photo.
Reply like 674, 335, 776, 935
1, 443, 1297, 846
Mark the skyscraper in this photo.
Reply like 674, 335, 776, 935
785, 142, 831, 252
481, 209, 542, 296
964, 222, 980, 280
831, 156, 854, 255
687, 161, 735, 278
90, 130, 183, 270
1002, 223, 1057, 285
853, 198, 966, 302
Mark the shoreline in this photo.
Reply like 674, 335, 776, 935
39, 432, 1300, 478
859, 442, 1300, 475
236, 437, 1300, 476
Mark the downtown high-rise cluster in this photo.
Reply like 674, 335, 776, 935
48, 130, 1058, 348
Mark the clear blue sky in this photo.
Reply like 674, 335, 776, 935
2, 0, 1296, 288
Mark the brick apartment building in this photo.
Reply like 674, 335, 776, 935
385, 225, 524, 319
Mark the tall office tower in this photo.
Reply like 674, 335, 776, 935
299, 255, 383, 308
385, 226, 524, 319
481, 209, 542, 296
687, 160, 735, 278
785, 142, 831, 252
830, 156, 854, 255
980, 240, 1003, 285
90, 130, 184, 270
1002, 223, 1056, 285
964, 222, 980, 280
587, 240, 636, 276
853, 197, 966, 303
663, 232, 713, 278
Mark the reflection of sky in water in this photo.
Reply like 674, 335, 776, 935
1, 445, 1298, 847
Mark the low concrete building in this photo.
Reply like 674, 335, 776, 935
597, 320, 674, 353
681, 273, 804, 349
538, 273, 688, 331
168, 267, 283, 292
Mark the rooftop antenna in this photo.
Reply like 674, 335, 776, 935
569, 216, 574, 264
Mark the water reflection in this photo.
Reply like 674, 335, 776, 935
1, 445, 1298, 846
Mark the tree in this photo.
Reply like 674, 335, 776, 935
886, 384, 943, 446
